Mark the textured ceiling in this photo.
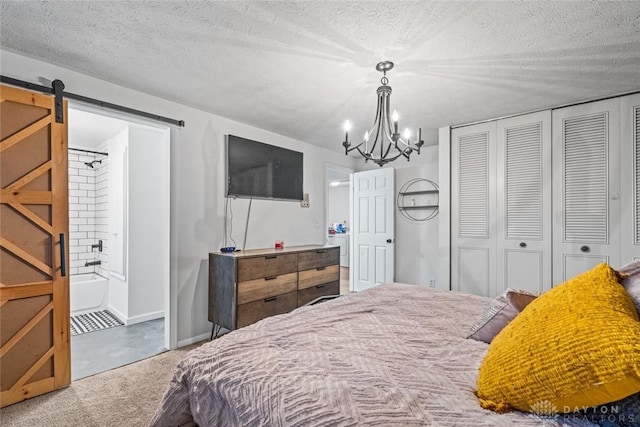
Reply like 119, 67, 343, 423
68, 108, 129, 150
2, 1, 640, 152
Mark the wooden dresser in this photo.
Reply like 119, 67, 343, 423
208, 245, 340, 331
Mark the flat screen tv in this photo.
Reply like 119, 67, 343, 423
226, 135, 304, 201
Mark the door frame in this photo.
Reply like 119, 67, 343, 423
437, 127, 452, 291
324, 163, 354, 291
67, 102, 175, 350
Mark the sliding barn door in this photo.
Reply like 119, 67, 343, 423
0, 84, 70, 407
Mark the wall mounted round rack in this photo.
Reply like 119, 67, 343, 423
396, 178, 439, 222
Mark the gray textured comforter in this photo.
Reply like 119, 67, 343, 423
150, 283, 592, 426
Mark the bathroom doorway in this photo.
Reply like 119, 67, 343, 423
67, 106, 170, 380
325, 164, 353, 294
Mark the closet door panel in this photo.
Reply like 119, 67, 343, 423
451, 122, 496, 296
504, 250, 543, 291
552, 99, 620, 284
620, 93, 640, 265
562, 254, 610, 281
456, 247, 490, 297
496, 111, 551, 294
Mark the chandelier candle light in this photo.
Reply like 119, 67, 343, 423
342, 61, 424, 167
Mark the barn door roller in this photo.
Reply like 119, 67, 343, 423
52, 79, 65, 123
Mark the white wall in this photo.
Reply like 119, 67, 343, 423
128, 125, 169, 324
108, 128, 129, 319
107, 125, 168, 326
0, 49, 358, 346
393, 147, 440, 286
327, 185, 349, 229
352, 145, 442, 287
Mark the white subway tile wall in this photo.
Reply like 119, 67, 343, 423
68, 150, 109, 276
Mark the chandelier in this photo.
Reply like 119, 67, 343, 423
342, 61, 424, 167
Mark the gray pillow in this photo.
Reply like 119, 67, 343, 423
618, 259, 640, 315
467, 288, 538, 343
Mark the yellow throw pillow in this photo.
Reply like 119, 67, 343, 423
476, 263, 640, 414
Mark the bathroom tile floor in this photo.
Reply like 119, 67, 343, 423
71, 318, 166, 381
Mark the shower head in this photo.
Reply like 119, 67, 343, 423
84, 160, 102, 168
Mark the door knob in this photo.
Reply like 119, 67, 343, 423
386, 239, 393, 243
519, 242, 527, 248
580, 245, 590, 253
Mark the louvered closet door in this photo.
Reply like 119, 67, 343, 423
552, 98, 621, 284
496, 111, 552, 294
451, 122, 497, 297
620, 93, 640, 265
0, 84, 70, 407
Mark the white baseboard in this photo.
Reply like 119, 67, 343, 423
107, 304, 127, 324
107, 306, 164, 326
127, 310, 164, 325
177, 325, 231, 348
177, 332, 211, 348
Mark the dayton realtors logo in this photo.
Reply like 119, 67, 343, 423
530, 399, 635, 424
530, 400, 559, 421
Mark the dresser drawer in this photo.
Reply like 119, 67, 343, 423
298, 264, 340, 290
297, 247, 339, 271
237, 272, 298, 305
297, 281, 340, 306
237, 291, 298, 328
238, 253, 298, 282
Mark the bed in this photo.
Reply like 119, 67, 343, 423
151, 283, 593, 426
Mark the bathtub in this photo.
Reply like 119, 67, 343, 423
70, 273, 109, 316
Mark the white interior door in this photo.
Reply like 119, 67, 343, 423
620, 93, 640, 265
496, 111, 552, 295
352, 167, 395, 291
451, 122, 497, 297
552, 98, 621, 283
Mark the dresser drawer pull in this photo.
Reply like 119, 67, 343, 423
265, 276, 278, 280
264, 296, 277, 302
265, 255, 278, 259
315, 284, 325, 289
316, 249, 326, 253
316, 266, 326, 271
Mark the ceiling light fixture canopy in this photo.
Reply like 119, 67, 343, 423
342, 61, 424, 167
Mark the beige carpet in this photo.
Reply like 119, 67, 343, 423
0, 342, 205, 427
